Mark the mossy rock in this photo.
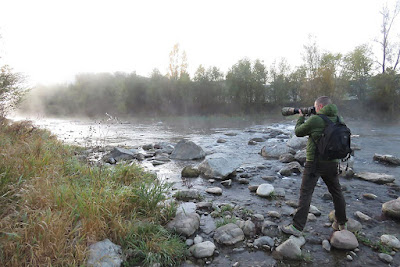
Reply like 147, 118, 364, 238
181, 166, 201, 178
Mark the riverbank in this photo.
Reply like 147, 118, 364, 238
0, 118, 187, 266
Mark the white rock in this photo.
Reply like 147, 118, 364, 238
378, 253, 393, 263
382, 197, 400, 219
256, 183, 275, 197
189, 241, 216, 258
276, 239, 302, 260
206, 187, 223, 195
381, 234, 400, 249
322, 240, 331, 251
354, 172, 395, 184
194, 235, 203, 244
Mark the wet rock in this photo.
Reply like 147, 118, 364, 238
380, 234, 400, 249
166, 212, 200, 237
262, 176, 276, 182
254, 236, 274, 247
248, 140, 257, 145
279, 153, 295, 163
152, 160, 166, 166
354, 211, 372, 222
261, 220, 280, 237
286, 136, 308, 150
173, 189, 202, 201
206, 187, 223, 195
238, 178, 250, 184
248, 185, 258, 192
181, 166, 201, 178
330, 230, 359, 250
251, 137, 266, 143
225, 132, 237, 136
87, 239, 123, 267
154, 153, 170, 162
378, 253, 393, 263
142, 144, 154, 150
189, 241, 216, 258
198, 155, 241, 179
294, 149, 307, 165
261, 144, 294, 159
242, 220, 256, 237
170, 140, 206, 160
309, 205, 322, 216
382, 197, 400, 219
373, 153, 400, 166
322, 239, 331, 251
279, 161, 303, 176
214, 223, 245, 245
363, 193, 377, 200
102, 147, 138, 162
217, 138, 227, 143
354, 172, 395, 184
275, 238, 302, 260
256, 183, 275, 197
154, 142, 175, 154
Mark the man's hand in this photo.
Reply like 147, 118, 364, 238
299, 110, 304, 116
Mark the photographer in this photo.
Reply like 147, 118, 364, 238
280, 96, 348, 236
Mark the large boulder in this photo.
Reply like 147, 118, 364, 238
330, 230, 359, 250
354, 172, 395, 184
86, 239, 123, 267
286, 136, 308, 150
373, 153, 400, 166
198, 155, 241, 179
261, 144, 294, 159
214, 223, 245, 245
382, 197, 400, 219
102, 147, 141, 163
170, 140, 205, 160
166, 212, 200, 237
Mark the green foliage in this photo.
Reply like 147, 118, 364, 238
355, 232, 392, 254
0, 65, 28, 117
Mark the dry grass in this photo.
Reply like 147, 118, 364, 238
0, 119, 185, 266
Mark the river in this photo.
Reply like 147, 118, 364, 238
12, 114, 400, 266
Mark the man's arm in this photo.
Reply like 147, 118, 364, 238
295, 115, 313, 137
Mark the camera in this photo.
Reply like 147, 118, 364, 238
281, 106, 316, 116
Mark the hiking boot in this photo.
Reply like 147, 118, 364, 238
332, 221, 347, 231
280, 224, 303, 237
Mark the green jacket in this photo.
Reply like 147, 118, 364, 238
295, 104, 341, 162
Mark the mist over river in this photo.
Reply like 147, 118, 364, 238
12, 114, 400, 266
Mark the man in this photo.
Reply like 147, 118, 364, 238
281, 96, 347, 236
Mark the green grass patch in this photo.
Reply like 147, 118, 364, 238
355, 232, 392, 254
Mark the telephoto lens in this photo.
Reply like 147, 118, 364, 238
281, 107, 299, 116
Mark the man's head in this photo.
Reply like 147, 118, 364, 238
314, 96, 332, 113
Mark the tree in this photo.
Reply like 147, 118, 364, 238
167, 43, 189, 80
0, 64, 26, 117
376, 1, 400, 73
342, 45, 373, 101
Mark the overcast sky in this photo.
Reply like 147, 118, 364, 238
0, 0, 399, 85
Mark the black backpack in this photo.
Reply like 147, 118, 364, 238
314, 114, 352, 161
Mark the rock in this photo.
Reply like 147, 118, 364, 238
170, 140, 206, 160
256, 183, 275, 197
166, 212, 200, 237
382, 197, 400, 219
242, 220, 256, 237
275, 239, 302, 260
378, 253, 393, 263
346, 255, 353, 261
248, 185, 258, 192
238, 178, 250, 184
176, 202, 197, 215
206, 187, 223, 195
154, 153, 170, 162
181, 166, 201, 178
262, 176, 276, 182
217, 138, 227, 143
294, 149, 307, 165
142, 144, 154, 150
186, 239, 194, 246
214, 223, 245, 245
261, 144, 294, 159
189, 241, 216, 258
194, 235, 204, 244
197, 202, 213, 209
87, 239, 123, 267
347, 218, 363, 232
307, 213, 317, 221
261, 220, 280, 237
254, 236, 275, 247
102, 147, 138, 162
309, 205, 322, 216
354, 211, 372, 222
286, 136, 308, 150
198, 155, 241, 179
200, 214, 216, 235
225, 132, 237, 136
250, 137, 266, 142
363, 193, 377, 200
267, 211, 281, 219
289, 235, 306, 247
354, 172, 395, 184
248, 140, 257, 145
373, 153, 400, 166
173, 189, 202, 201
285, 200, 298, 208
279, 161, 303, 176
330, 230, 359, 250
322, 239, 331, 252
152, 160, 166, 166
279, 153, 295, 163
274, 188, 286, 197
380, 234, 400, 249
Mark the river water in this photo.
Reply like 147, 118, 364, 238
12, 114, 400, 266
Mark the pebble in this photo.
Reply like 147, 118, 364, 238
349, 251, 357, 257
322, 240, 331, 251
354, 211, 372, 221
363, 193, 377, 200
232, 262, 240, 267
346, 255, 353, 261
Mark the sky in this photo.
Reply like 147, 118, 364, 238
0, 0, 399, 85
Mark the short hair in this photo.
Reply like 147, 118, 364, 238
315, 96, 332, 107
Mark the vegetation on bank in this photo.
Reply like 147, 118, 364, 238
0, 119, 187, 266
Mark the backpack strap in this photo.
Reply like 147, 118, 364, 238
317, 114, 335, 125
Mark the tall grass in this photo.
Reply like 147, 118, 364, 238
0, 119, 186, 266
